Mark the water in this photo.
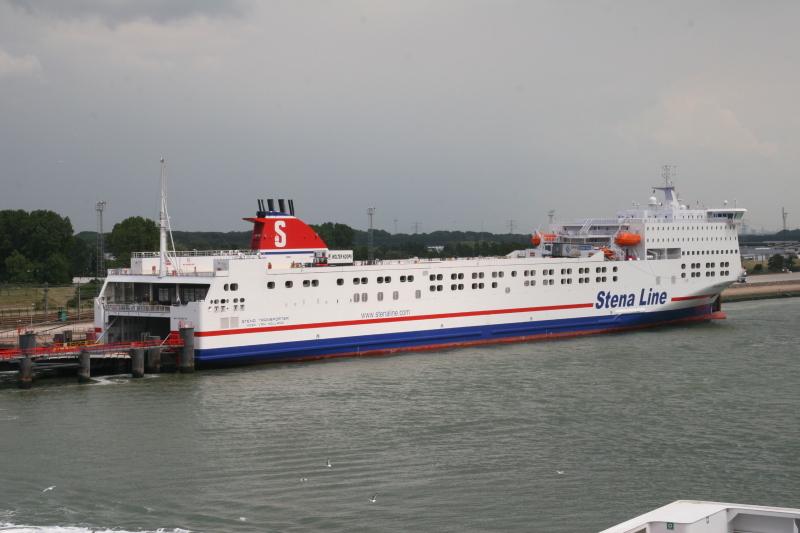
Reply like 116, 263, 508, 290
1, 298, 799, 532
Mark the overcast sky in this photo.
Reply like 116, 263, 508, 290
1, 1, 797, 236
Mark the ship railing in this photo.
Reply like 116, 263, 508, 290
106, 303, 171, 313
132, 250, 265, 258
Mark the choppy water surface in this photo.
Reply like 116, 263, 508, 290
1, 298, 799, 532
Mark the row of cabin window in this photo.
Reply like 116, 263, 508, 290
682, 250, 738, 255
647, 225, 733, 231
685, 271, 728, 278
353, 290, 423, 302
209, 297, 244, 304
684, 262, 730, 269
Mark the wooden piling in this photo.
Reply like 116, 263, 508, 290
78, 350, 91, 383
18, 357, 34, 389
131, 348, 145, 378
179, 327, 195, 374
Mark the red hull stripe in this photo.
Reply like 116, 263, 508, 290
195, 302, 595, 338
671, 294, 715, 301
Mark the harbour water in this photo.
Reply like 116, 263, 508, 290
1, 298, 799, 532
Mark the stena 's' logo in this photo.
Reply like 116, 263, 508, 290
274, 221, 286, 247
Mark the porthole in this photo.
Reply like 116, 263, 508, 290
511, 271, 517, 277
458, 284, 464, 290
492, 282, 498, 288
354, 278, 360, 285
354, 293, 360, 302
377, 292, 384, 301
400, 276, 407, 282
361, 277, 368, 284
437, 285, 443, 291
472, 283, 478, 289
377, 277, 384, 284
430, 285, 436, 292
385, 276, 391, 283
303, 280, 310, 287
285, 281, 293, 288
451, 284, 457, 290
393, 291, 399, 300
458, 273, 464, 280
312, 280, 319, 287
472, 272, 478, 279
224, 284, 229, 291
479, 272, 485, 279
415, 290, 421, 298
505, 287, 510, 294
451, 274, 457, 280
430, 274, 436, 281
499, 272, 504, 278
267, 282, 275, 289
479, 283, 484, 289
362, 292, 368, 301
337, 279, 344, 286
231, 283, 238, 291
436, 274, 443, 281
408, 275, 414, 282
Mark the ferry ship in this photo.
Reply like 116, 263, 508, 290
94, 164, 746, 366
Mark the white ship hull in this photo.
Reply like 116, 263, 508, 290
94, 170, 746, 366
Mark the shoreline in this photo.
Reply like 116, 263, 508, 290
722, 279, 800, 303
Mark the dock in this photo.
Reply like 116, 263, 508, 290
0, 326, 194, 388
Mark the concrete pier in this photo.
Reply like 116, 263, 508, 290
78, 350, 91, 383
179, 327, 195, 374
146, 347, 162, 373
145, 336, 161, 373
131, 348, 145, 378
161, 349, 177, 373
18, 357, 34, 389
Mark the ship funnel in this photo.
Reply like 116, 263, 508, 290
257, 199, 266, 218
267, 199, 275, 212
288, 199, 295, 216
278, 199, 286, 213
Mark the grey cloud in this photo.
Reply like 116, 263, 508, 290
7, 0, 252, 25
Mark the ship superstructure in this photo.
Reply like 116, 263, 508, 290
94, 166, 745, 365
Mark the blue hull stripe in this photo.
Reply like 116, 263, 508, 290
195, 304, 713, 365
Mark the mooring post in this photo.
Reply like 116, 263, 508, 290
145, 336, 161, 373
131, 348, 145, 378
179, 327, 195, 374
18, 332, 37, 389
78, 349, 91, 383
18, 357, 34, 389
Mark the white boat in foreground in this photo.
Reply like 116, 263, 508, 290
600, 500, 800, 533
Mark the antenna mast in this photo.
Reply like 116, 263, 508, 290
157, 158, 174, 277
95, 200, 106, 279
367, 207, 376, 261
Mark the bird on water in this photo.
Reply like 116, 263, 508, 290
43, 486, 55, 492
370, 494, 377, 503
326, 458, 332, 467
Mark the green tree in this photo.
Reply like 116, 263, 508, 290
0, 209, 30, 280
107, 217, 159, 267
23, 210, 74, 265
42, 253, 71, 283
310, 222, 355, 249
767, 254, 785, 272
5, 250, 35, 282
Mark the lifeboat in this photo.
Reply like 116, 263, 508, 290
614, 232, 641, 247
531, 232, 556, 246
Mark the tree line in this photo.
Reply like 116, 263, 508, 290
3, 210, 532, 283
